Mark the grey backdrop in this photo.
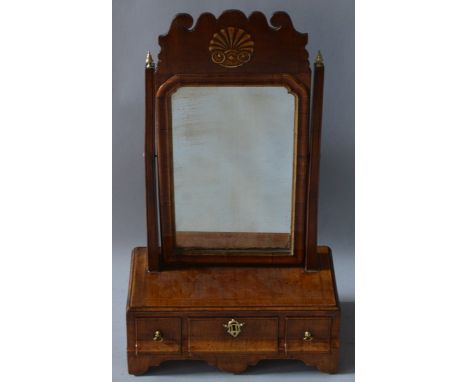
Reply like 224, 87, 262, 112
113, 1, 354, 381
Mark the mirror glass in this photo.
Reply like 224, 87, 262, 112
171, 86, 296, 253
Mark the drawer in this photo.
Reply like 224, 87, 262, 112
285, 317, 331, 353
135, 317, 181, 353
188, 317, 278, 353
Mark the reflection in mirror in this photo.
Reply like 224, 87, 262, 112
171, 86, 296, 253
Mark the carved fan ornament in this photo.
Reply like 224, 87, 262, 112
209, 27, 254, 68
155, 11, 309, 74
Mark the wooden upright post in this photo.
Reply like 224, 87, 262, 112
144, 51, 161, 271
305, 51, 325, 271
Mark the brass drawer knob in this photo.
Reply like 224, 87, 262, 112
303, 330, 314, 341
223, 318, 244, 338
152, 330, 163, 342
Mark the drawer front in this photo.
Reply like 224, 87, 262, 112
135, 317, 181, 353
285, 317, 331, 353
189, 317, 278, 353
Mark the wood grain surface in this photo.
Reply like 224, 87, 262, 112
128, 247, 338, 310
126, 247, 341, 374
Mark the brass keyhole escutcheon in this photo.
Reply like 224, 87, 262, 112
152, 330, 163, 342
303, 331, 314, 341
223, 318, 245, 338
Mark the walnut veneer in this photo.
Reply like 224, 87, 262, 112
126, 10, 340, 375
127, 247, 340, 374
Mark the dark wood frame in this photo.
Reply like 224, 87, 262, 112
156, 74, 308, 267
144, 10, 325, 271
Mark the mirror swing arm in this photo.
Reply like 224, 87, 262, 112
306, 50, 325, 270
143, 51, 160, 271
144, 11, 325, 271
127, 11, 340, 376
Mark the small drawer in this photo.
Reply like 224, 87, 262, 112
285, 317, 331, 353
135, 317, 181, 353
188, 317, 278, 353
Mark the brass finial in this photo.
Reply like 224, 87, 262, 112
315, 50, 324, 67
145, 51, 154, 68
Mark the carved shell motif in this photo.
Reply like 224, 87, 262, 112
209, 27, 254, 68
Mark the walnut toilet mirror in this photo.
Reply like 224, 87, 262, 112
127, 10, 340, 375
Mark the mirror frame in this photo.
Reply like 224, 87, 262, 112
144, 11, 324, 270
157, 74, 307, 265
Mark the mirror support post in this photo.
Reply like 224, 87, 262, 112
145, 51, 161, 271
305, 51, 325, 271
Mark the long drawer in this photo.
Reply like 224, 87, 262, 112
188, 317, 278, 353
